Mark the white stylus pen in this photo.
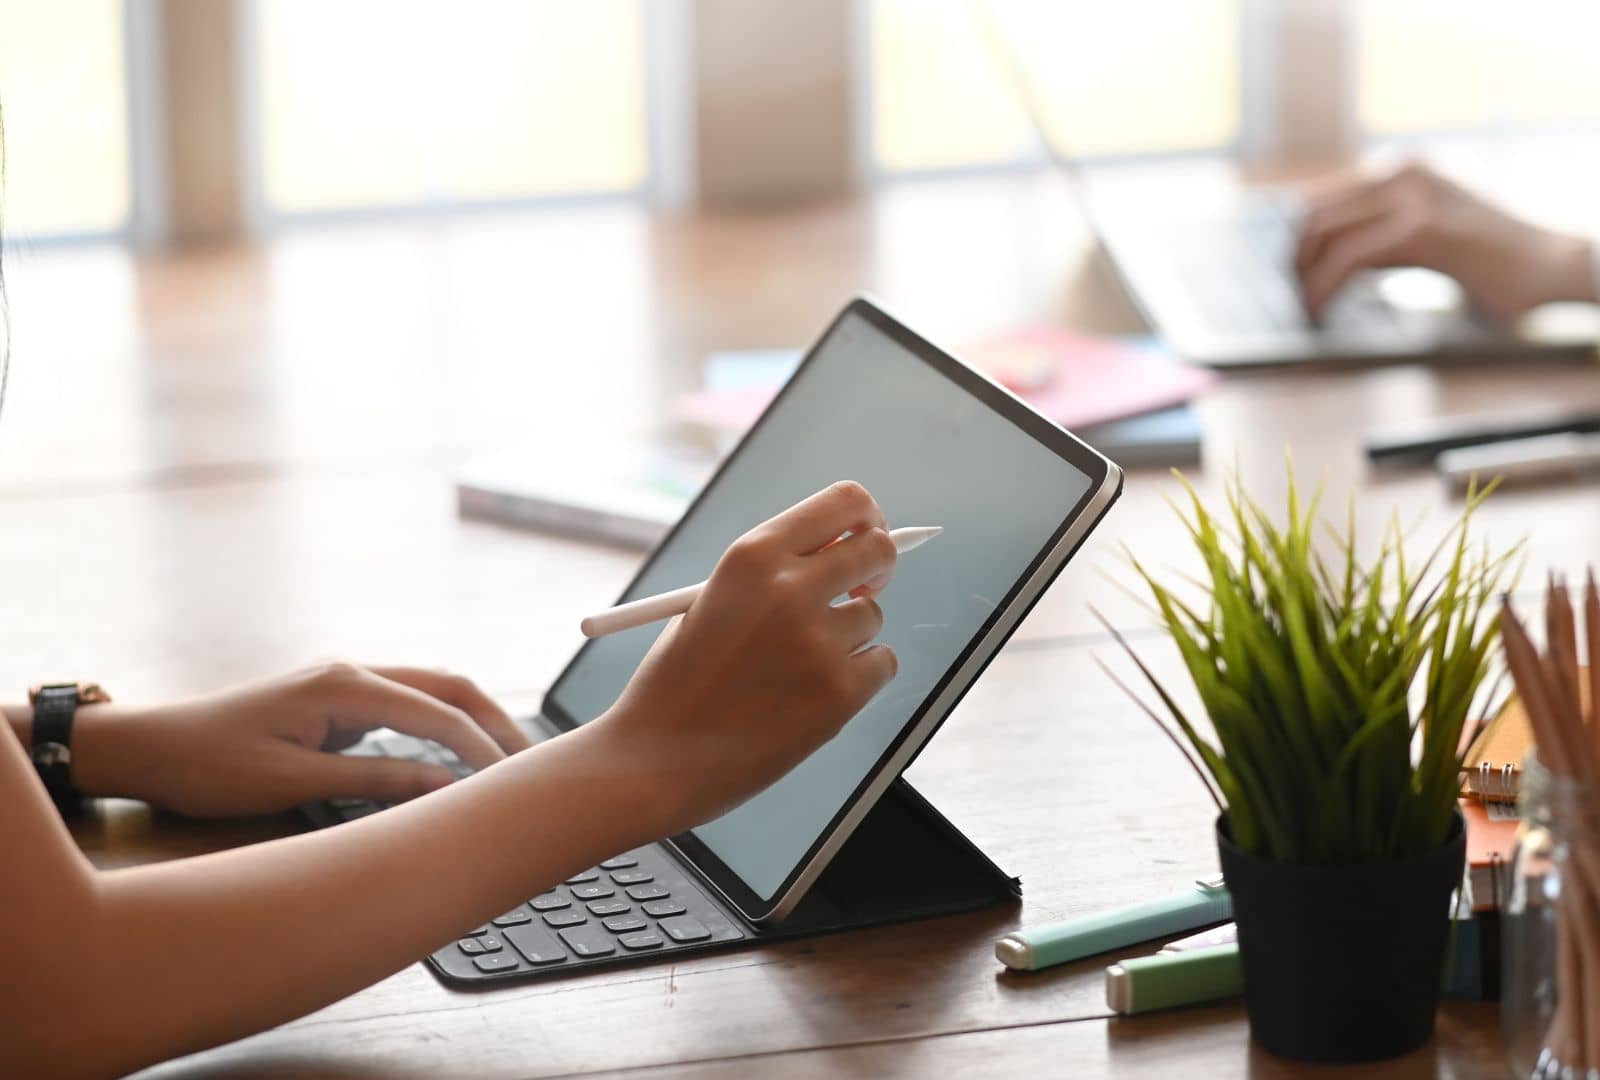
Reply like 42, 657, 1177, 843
579, 526, 943, 639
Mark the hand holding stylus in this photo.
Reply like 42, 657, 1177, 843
594, 481, 907, 833
581, 525, 941, 638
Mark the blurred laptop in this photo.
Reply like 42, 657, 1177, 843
983, 7, 1599, 370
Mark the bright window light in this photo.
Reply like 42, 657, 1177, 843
1359, 0, 1600, 134
0, 0, 130, 238
256, 0, 649, 215
870, 0, 1240, 173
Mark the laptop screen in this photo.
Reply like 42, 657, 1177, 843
545, 305, 1099, 907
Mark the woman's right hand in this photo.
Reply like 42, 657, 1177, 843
594, 481, 901, 834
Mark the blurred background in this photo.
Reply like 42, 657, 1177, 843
7, 0, 1600, 244
3, 0, 1600, 696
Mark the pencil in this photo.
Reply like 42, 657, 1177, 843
579, 526, 943, 639
1501, 576, 1600, 1071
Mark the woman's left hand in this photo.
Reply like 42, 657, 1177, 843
70, 663, 531, 817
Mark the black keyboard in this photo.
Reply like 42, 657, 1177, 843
301, 730, 751, 984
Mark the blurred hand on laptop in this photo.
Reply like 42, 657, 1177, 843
1294, 162, 1597, 321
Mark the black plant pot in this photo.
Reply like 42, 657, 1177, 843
1216, 811, 1466, 1063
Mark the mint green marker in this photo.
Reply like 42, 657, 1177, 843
1105, 943, 1244, 1014
993, 877, 1231, 972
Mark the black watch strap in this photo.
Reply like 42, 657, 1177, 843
30, 684, 87, 815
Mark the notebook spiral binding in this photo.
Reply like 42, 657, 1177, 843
1465, 760, 1521, 803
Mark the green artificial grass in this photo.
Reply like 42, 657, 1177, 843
1101, 469, 1516, 864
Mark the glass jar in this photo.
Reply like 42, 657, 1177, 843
1504, 752, 1600, 1079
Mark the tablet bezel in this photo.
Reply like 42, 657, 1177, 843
541, 296, 1122, 923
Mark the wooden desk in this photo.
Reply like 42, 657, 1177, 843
4, 169, 1591, 1076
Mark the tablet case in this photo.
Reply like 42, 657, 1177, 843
428, 770, 1020, 988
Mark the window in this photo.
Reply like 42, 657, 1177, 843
1358, 0, 1600, 135
0, 0, 130, 238
868, 0, 1241, 173
255, 0, 650, 217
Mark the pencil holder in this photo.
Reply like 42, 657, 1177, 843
1504, 753, 1600, 1079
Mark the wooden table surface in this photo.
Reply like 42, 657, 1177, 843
6, 169, 1594, 1077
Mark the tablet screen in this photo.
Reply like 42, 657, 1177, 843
546, 304, 1104, 911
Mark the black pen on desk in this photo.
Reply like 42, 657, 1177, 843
1364, 406, 1600, 466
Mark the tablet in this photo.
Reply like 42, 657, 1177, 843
543, 298, 1121, 924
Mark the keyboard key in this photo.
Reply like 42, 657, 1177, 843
659, 916, 711, 943
464, 925, 491, 936
492, 907, 532, 927
620, 931, 664, 951
504, 924, 568, 966
602, 914, 648, 933
473, 953, 520, 973
600, 855, 638, 870
530, 894, 571, 912
371, 734, 413, 756
610, 870, 653, 886
479, 935, 503, 953
587, 899, 631, 916
565, 869, 600, 884
626, 884, 670, 902
571, 883, 615, 900
544, 909, 587, 929
458, 937, 486, 956
558, 924, 617, 958
643, 899, 686, 918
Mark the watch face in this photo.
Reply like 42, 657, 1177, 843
31, 741, 70, 767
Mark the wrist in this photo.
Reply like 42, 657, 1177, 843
70, 704, 164, 801
583, 707, 699, 840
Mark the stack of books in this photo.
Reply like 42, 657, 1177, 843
1448, 693, 1539, 1001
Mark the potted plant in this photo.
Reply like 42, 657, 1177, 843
1100, 471, 1515, 1063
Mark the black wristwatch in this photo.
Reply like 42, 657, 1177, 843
28, 682, 112, 815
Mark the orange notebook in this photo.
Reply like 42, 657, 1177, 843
1461, 798, 1520, 912
1460, 695, 1534, 803
1462, 673, 1590, 803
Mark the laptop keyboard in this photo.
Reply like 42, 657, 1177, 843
1172, 199, 1401, 338
313, 730, 474, 821
301, 729, 750, 983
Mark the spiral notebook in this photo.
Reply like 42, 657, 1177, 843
1463, 676, 1591, 803
1460, 694, 1533, 803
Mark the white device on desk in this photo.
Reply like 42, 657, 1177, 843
307, 297, 1122, 985
1439, 431, 1600, 490
981, 5, 1600, 370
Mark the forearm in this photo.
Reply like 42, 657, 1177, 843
14, 715, 680, 1078
3, 702, 31, 747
